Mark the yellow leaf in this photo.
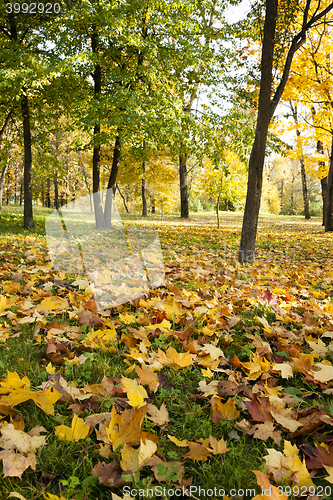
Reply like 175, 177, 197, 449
184, 442, 212, 461
271, 363, 293, 379
121, 377, 148, 408
167, 435, 188, 447
44, 494, 68, 500
120, 443, 139, 473
54, 415, 90, 441
107, 405, 147, 450
324, 465, 333, 483
37, 296, 68, 312
46, 363, 55, 375
165, 346, 194, 369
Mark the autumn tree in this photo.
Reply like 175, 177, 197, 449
237, 0, 333, 262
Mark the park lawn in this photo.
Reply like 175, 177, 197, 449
0, 206, 333, 500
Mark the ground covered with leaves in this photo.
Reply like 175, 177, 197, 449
0, 207, 333, 500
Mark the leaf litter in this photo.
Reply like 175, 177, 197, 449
0, 217, 333, 498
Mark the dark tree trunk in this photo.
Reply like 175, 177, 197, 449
21, 89, 35, 228
0, 165, 7, 211
116, 183, 129, 213
179, 148, 189, 218
104, 135, 121, 227
142, 140, 147, 216
47, 178, 51, 208
54, 173, 59, 210
317, 140, 327, 226
300, 158, 310, 219
325, 136, 333, 232
280, 178, 284, 214
91, 31, 106, 229
239, 0, 277, 263
151, 195, 156, 214
20, 182, 23, 206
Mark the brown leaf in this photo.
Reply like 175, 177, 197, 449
46, 343, 63, 365
92, 460, 126, 487
304, 442, 333, 470
244, 398, 273, 423
0, 449, 36, 478
184, 442, 212, 461
211, 396, 240, 423
78, 310, 104, 328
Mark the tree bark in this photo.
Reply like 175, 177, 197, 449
47, 178, 51, 208
21, 89, 35, 228
91, 31, 106, 228
54, 173, 59, 210
179, 148, 189, 218
325, 136, 333, 232
0, 165, 7, 211
104, 135, 121, 227
238, 0, 333, 262
142, 142, 147, 217
317, 140, 327, 226
239, 0, 277, 263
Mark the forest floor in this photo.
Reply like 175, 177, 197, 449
0, 206, 332, 500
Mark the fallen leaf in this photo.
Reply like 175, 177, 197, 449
54, 415, 90, 441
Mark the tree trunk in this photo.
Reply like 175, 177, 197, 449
91, 31, 106, 229
47, 178, 51, 208
238, 0, 277, 263
280, 178, 284, 214
216, 193, 220, 229
151, 195, 156, 214
317, 140, 327, 226
21, 89, 35, 228
20, 182, 23, 206
54, 173, 59, 210
179, 148, 189, 218
290, 100, 310, 219
325, 136, 333, 232
0, 165, 7, 211
116, 183, 129, 213
300, 158, 310, 219
104, 135, 121, 227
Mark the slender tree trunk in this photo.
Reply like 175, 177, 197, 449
290, 101, 310, 219
280, 178, 284, 214
238, 0, 277, 263
47, 178, 51, 208
325, 136, 333, 232
116, 183, 129, 213
21, 89, 35, 228
20, 182, 23, 206
0, 165, 7, 211
54, 173, 59, 210
142, 141, 147, 216
317, 140, 327, 226
104, 135, 121, 227
216, 193, 220, 229
91, 31, 106, 229
151, 195, 156, 214
179, 148, 189, 218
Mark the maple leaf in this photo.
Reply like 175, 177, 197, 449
211, 396, 240, 423
121, 377, 148, 408
312, 363, 333, 383
252, 470, 288, 500
324, 465, 333, 483
107, 405, 147, 450
244, 398, 273, 423
54, 415, 90, 441
184, 441, 212, 461
92, 460, 126, 487
0, 449, 36, 479
147, 402, 169, 426
208, 435, 230, 455
36, 296, 68, 312
135, 364, 159, 392
304, 442, 333, 470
